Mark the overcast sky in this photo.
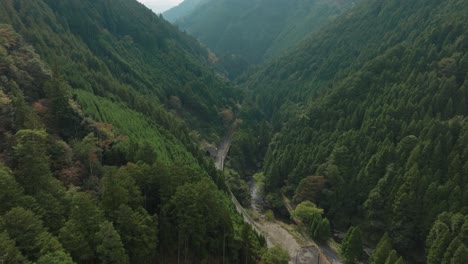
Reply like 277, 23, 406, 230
138, 0, 184, 13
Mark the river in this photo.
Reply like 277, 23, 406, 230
215, 133, 333, 264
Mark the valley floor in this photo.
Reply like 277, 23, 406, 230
215, 134, 339, 264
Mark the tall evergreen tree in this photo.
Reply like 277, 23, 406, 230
341, 227, 363, 264
370, 233, 392, 264
95, 221, 129, 264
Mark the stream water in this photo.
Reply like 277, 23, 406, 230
216, 135, 331, 263
249, 178, 264, 213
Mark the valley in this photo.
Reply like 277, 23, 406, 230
215, 132, 337, 264
0, 0, 466, 263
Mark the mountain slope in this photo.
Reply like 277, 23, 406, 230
238, 0, 467, 261
0, 0, 266, 263
0, 0, 237, 139
167, 0, 357, 64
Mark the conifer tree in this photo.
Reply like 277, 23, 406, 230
384, 250, 399, 264
36, 251, 74, 264
370, 233, 392, 264
1, 207, 62, 260
0, 163, 25, 214
96, 221, 129, 264
394, 256, 405, 264
342, 227, 363, 264
114, 205, 158, 263
450, 245, 468, 264
0, 231, 28, 264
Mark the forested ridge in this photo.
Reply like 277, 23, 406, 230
0, 0, 268, 263
1, 0, 467, 263
229, 0, 468, 263
165, 0, 358, 78
0, 0, 238, 139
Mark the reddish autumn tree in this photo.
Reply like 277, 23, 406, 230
221, 109, 234, 125
293, 176, 326, 204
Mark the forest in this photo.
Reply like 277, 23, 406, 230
164, 0, 358, 78
0, 0, 467, 263
228, 0, 467, 263
0, 0, 267, 263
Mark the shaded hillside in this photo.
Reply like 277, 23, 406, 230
0, 0, 238, 139
237, 0, 468, 262
0, 0, 267, 263
168, 0, 357, 65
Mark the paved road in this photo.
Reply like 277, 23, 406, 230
214, 133, 329, 264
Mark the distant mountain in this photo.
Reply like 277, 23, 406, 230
166, 0, 357, 65
163, 0, 209, 22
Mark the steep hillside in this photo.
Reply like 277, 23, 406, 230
0, 0, 238, 139
167, 0, 357, 65
0, 0, 267, 263
237, 0, 468, 262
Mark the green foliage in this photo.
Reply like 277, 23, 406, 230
0, 9, 265, 264
370, 233, 393, 264
100, 166, 143, 215
95, 221, 129, 264
0, 207, 62, 261
229, 104, 272, 175
291, 201, 323, 223
75, 90, 197, 164
36, 251, 74, 264
113, 205, 158, 263
14, 129, 67, 231
0, 231, 28, 264
426, 212, 468, 264
59, 191, 105, 262
261, 246, 289, 264
0, 164, 26, 214
341, 227, 363, 264
43, 77, 82, 139
170, 0, 357, 66
240, 0, 468, 261
384, 250, 399, 264
290, 201, 331, 241
162, 179, 232, 259
225, 169, 251, 207
394, 257, 405, 264
312, 218, 332, 242
450, 245, 468, 264
14, 129, 51, 193
0, 0, 237, 136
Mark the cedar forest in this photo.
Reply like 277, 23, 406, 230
0, 0, 467, 264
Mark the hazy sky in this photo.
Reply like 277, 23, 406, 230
138, 0, 184, 13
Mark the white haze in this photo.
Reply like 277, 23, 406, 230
138, 0, 183, 13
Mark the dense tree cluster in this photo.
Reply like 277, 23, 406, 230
0, 0, 239, 140
291, 201, 331, 242
341, 227, 363, 264
425, 212, 468, 264
167, 0, 358, 77
0, 12, 265, 264
370, 233, 404, 264
231, 0, 468, 262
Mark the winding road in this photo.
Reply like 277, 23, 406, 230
214, 132, 339, 264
